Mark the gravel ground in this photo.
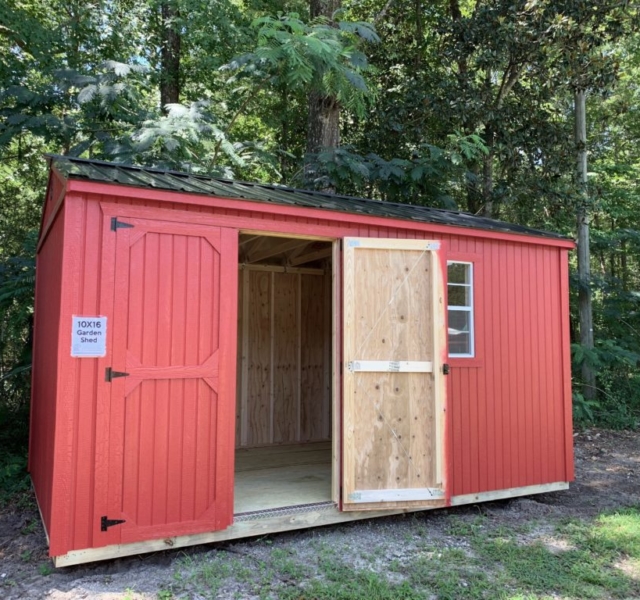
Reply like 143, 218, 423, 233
1, 428, 638, 599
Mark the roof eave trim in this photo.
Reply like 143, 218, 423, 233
65, 178, 576, 249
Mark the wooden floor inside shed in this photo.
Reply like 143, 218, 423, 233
234, 442, 332, 514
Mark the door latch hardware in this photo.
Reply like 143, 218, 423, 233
442, 363, 451, 375
105, 367, 129, 382
101, 516, 126, 531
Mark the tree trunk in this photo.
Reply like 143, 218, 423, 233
575, 89, 596, 401
160, 1, 181, 112
280, 85, 290, 178
307, 91, 340, 153
481, 138, 494, 217
621, 239, 628, 291
305, 0, 341, 191
414, 0, 423, 68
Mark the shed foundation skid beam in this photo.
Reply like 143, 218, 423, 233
52, 481, 569, 567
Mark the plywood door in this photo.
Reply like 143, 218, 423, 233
342, 238, 447, 511
98, 217, 237, 546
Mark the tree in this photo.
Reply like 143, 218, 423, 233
571, 32, 640, 424
224, 12, 378, 185
0, 0, 639, 441
345, 0, 630, 217
575, 89, 596, 400
159, 0, 182, 109
306, 0, 342, 187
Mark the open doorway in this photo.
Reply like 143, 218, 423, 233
234, 233, 335, 515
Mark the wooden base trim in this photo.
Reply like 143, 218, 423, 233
450, 481, 569, 506
52, 482, 570, 567
53, 505, 409, 567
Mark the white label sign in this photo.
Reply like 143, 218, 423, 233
71, 316, 107, 357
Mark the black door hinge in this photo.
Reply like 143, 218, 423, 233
111, 217, 134, 231
105, 367, 129, 382
442, 363, 451, 375
101, 516, 126, 531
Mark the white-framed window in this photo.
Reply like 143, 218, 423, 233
447, 261, 474, 357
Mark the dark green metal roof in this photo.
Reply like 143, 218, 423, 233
49, 155, 571, 241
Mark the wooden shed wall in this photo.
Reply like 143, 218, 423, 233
29, 209, 66, 539
43, 195, 110, 555
236, 268, 332, 448
39, 183, 573, 556
447, 242, 572, 494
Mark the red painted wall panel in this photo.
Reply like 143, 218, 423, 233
445, 239, 571, 496
30, 209, 65, 538
32, 181, 573, 556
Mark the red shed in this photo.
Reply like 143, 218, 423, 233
30, 156, 575, 566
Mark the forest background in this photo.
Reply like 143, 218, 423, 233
1, 0, 639, 498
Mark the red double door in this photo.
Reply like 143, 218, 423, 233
95, 214, 237, 546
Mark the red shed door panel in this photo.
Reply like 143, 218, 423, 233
342, 238, 447, 511
100, 217, 237, 545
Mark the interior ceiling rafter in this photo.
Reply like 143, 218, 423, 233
239, 234, 331, 267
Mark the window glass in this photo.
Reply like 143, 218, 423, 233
447, 262, 474, 357
447, 285, 471, 307
447, 262, 470, 284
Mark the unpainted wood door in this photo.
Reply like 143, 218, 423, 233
97, 216, 237, 546
342, 238, 447, 511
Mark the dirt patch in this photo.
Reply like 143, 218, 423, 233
1, 428, 638, 599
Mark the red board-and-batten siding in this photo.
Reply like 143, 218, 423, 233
31, 170, 574, 557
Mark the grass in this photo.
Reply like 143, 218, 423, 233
37, 562, 53, 576
174, 553, 235, 597
171, 507, 640, 600
405, 547, 500, 600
